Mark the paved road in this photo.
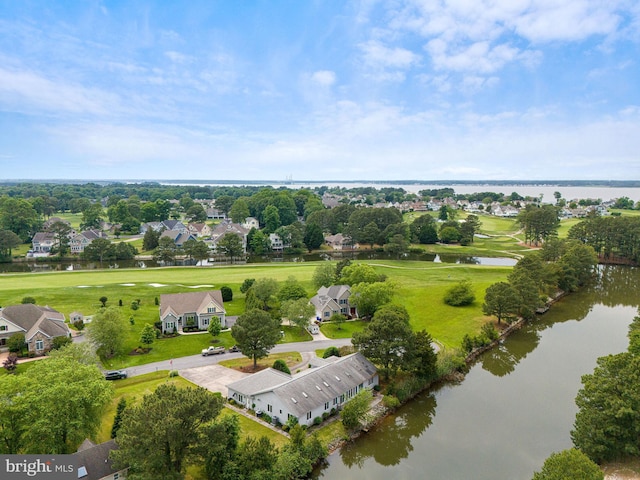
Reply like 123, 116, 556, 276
123, 337, 353, 377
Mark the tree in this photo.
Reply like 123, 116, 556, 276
248, 229, 271, 254
231, 309, 281, 369
21, 348, 113, 454
7, 333, 26, 354
154, 236, 178, 264
112, 384, 223, 479
272, 359, 291, 375
0, 230, 21, 262
240, 278, 255, 294
87, 306, 128, 358
99, 296, 108, 307
245, 277, 279, 311
407, 330, 438, 380
323, 346, 341, 358
0, 196, 40, 242
352, 305, 414, 380
82, 238, 112, 263
411, 215, 438, 244
444, 280, 476, 306
216, 232, 244, 262
277, 275, 307, 302
184, 239, 210, 264
282, 298, 315, 332
197, 414, 240, 479
482, 282, 520, 324
350, 281, 395, 319
361, 221, 381, 248
303, 223, 324, 251
80, 203, 104, 231
339, 263, 380, 286
139, 324, 156, 350
312, 262, 336, 289
330, 313, 346, 330
383, 233, 409, 257
532, 449, 603, 480
186, 204, 207, 223
111, 398, 127, 439
220, 285, 233, 302
571, 352, 640, 463
439, 226, 461, 244
229, 198, 250, 224
0, 373, 26, 453
208, 319, 221, 339
263, 205, 281, 233
341, 389, 373, 430
142, 228, 161, 251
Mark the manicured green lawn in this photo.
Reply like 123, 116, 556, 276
218, 351, 302, 371
320, 320, 367, 339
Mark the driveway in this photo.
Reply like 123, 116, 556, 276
180, 364, 249, 396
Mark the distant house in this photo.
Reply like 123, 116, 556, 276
159, 290, 226, 334
160, 229, 196, 247
73, 439, 127, 480
310, 285, 356, 320
242, 217, 259, 230
70, 230, 108, 254
140, 220, 187, 235
187, 223, 212, 238
206, 208, 226, 220
32, 232, 56, 254
324, 233, 355, 250
210, 221, 249, 254
0, 304, 70, 354
269, 233, 284, 252
227, 352, 378, 427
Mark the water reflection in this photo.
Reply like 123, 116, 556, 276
338, 393, 437, 469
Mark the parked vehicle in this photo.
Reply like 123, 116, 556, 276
229, 345, 240, 353
201, 346, 226, 356
104, 370, 127, 380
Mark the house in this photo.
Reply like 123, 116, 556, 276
227, 352, 378, 427
210, 221, 249, 253
140, 220, 188, 235
0, 304, 70, 354
73, 439, 127, 480
206, 208, 226, 220
324, 233, 355, 250
32, 232, 56, 254
159, 290, 226, 334
242, 217, 259, 230
269, 233, 284, 252
160, 229, 196, 247
70, 230, 108, 254
69, 311, 84, 324
310, 285, 356, 320
187, 223, 212, 238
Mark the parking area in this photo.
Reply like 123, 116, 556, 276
180, 364, 249, 397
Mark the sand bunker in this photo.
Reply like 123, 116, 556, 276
148, 283, 168, 287
120, 283, 136, 286
187, 285, 214, 288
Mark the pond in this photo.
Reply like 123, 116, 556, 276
313, 266, 640, 479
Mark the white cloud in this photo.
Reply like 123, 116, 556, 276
360, 40, 420, 69
164, 51, 194, 64
311, 70, 336, 86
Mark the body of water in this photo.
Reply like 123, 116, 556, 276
314, 266, 639, 480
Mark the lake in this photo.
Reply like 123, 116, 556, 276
313, 266, 639, 479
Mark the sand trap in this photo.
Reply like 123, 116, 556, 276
187, 285, 214, 288
77, 285, 91, 288
148, 283, 168, 287
120, 283, 136, 286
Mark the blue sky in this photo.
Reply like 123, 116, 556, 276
1, 1, 640, 181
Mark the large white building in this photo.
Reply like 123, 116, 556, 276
227, 352, 378, 426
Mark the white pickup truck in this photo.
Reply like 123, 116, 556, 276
201, 346, 226, 356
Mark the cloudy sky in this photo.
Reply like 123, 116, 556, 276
1, 1, 640, 181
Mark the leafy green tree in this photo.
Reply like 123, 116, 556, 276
532, 449, 603, 480
233, 435, 278, 479
0, 230, 21, 262
276, 424, 327, 479
352, 305, 414, 380
208, 319, 222, 339
21, 348, 113, 454
142, 228, 161, 251
263, 205, 281, 234
341, 389, 373, 430
216, 232, 244, 262
350, 281, 394, 319
460, 214, 482, 243
139, 324, 156, 350
82, 238, 112, 263
183, 239, 210, 264
221, 285, 233, 302
186, 204, 207, 223
272, 359, 291, 375
248, 228, 271, 255
229, 198, 250, 224
339, 263, 380, 286
277, 276, 307, 302
282, 298, 315, 332
383, 233, 409, 257
407, 330, 438, 380
154, 236, 178, 264
80, 203, 104, 231
99, 296, 108, 307
518, 204, 560, 246
111, 398, 127, 439
330, 313, 346, 330
21, 296, 36, 304
87, 306, 128, 358
444, 280, 475, 306
312, 262, 336, 289
7, 333, 26, 354
197, 414, 240, 479
112, 384, 223, 479
303, 222, 325, 251
439, 226, 461, 244
240, 278, 255, 294
245, 277, 279, 311
0, 196, 41, 242
571, 352, 640, 463
361, 221, 381, 248
231, 309, 282, 369
0, 373, 26, 453
46, 220, 72, 256
482, 282, 520, 324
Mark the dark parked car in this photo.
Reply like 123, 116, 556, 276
229, 345, 240, 353
104, 370, 127, 380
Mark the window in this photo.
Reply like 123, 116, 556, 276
306, 411, 312, 420
0, 325, 6, 331
166, 322, 174, 331
35, 339, 44, 351
208, 307, 216, 313
114, 474, 119, 480
202, 318, 209, 326
324, 402, 330, 410
267, 404, 272, 413
324, 311, 330, 318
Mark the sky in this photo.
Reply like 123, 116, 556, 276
1, 1, 640, 182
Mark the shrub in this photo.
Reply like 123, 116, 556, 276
323, 346, 341, 359
313, 416, 322, 425
21, 296, 36, 304
481, 322, 499, 341
444, 280, 475, 306
130, 301, 139, 311
436, 349, 467, 377
3, 353, 18, 373
382, 395, 400, 409
51, 336, 72, 350
221, 285, 233, 302
262, 413, 272, 424
73, 320, 85, 331
322, 412, 330, 420
338, 345, 355, 356
168, 370, 179, 378
272, 359, 291, 374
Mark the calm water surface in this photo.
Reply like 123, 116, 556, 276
314, 266, 640, 480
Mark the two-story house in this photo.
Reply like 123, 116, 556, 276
159, 290, 226, 334
310, 285, 356, 320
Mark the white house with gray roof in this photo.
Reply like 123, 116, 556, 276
159, 290, 226, 334
310, 285, 356, 320
227, 352, 378, 426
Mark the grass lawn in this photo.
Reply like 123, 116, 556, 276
320, 320, 367, 339
219, 351, 302, 371
312, 418, 347, 447
280, 325, 313, 343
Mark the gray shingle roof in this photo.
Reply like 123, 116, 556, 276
73, 439, 122, 480
160, 291, 225, 318
0, 304, 69, 340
